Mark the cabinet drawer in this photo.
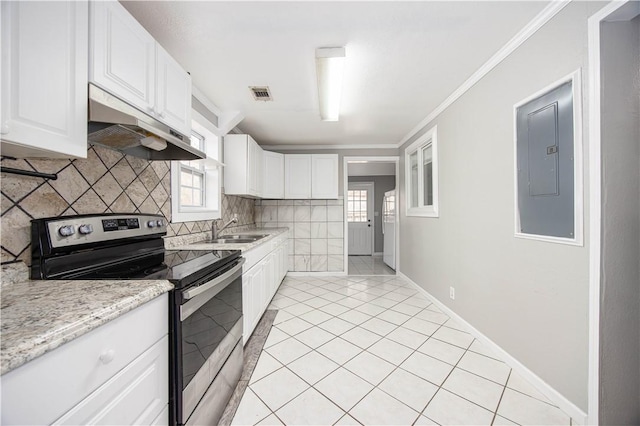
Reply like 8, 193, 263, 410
54, 336, 168, 425
1, 295, 167, 426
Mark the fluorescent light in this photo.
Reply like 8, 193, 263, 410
316, 47, 346, 121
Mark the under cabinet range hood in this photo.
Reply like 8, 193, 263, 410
88, 84, 205, 161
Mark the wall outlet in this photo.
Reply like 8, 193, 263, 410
449, 286, 455, 300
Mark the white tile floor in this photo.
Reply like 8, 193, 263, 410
232, 275, 573, 425
348, 256, 396, 275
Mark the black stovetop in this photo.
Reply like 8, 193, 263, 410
30, 212, 241, 285
73, 249, 241, 287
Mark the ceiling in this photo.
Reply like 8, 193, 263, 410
122, 1, 549, 148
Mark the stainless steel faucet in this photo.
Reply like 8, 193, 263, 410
212, 214, 238, 240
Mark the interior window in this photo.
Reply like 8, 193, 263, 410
405, 125, 438, 217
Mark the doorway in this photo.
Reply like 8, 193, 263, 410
344, 157, 399, 276
347, 182, 374, 255
588, 2, 640, 423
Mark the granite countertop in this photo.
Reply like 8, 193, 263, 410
0, 279, 173, 375
174, 227, 290, 252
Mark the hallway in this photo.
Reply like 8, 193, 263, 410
348, 256, 395, 276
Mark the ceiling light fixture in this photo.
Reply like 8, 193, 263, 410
315, 47, 346, 122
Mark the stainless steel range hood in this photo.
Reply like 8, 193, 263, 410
88, 84, 205, 161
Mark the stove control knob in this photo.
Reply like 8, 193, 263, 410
156, 220, 164, 227
147, 220, 157, 228
78, 224, 93, 235
58, 225, 75, 237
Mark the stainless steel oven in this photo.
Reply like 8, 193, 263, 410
171, 257, 244, 426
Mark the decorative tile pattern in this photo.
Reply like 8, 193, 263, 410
233, 274, 574, 426
255, 199, 343, 272
0, 145, 254, 266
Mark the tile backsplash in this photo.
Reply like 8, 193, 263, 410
0, 144, 254, 266
254, 199, 344, 272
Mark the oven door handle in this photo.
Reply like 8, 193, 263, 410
182, 258, 245, 301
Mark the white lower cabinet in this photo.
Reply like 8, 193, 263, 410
243, 234, 289, 344
55, 336, 168, 426
0, 295, 168, 426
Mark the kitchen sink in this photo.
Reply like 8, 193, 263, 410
209, 238, 257, 244
207, 234, 269, 244
225, 234, 269, 240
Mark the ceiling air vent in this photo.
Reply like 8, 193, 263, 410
249, 86, 273, 101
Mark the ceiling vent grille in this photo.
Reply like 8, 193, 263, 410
249, 86, 273, 101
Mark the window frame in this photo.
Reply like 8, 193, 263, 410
405, 125, 439, 218
170, 110, 223, 223
178, 130, 206, 208
347, 189, 369, 222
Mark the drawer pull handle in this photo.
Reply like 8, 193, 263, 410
99, 349, 115, 364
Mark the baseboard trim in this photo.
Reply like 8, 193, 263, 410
286, 271, 347, 277
372, 252, 383, 257
397, 271, 588, 424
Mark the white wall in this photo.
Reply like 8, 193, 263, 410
599, 14, 640, 425
398, 2, 605, 411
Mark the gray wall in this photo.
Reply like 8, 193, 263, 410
599, 15, 640, 425
398, 2, 605, 411
348, 175, 396, 253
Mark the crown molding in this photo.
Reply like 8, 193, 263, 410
396, 0, 572, 148
261, 143, 400, 151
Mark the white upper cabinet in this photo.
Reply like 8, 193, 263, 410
284, 155, 312, 199
225, 137, 337, 200
262, 151, 284, 199
156, 46, 192, 135
311, 154, 339, 199
224, 134, 263, 198
89, 1, 155, 115
284, 154, 338, 199
248, 140, 263, 196
90, 1, 191, 135
0, 1, 88, 158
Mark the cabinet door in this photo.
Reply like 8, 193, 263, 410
156, 45, 191, 135
55, 337, 168, 426
284, 155, 312, 199
280, 243, 288, 280
0, 1, 88, 159
312, 154, 339, 199
263, 151, 285, 199
242, 271, 253, 346
90, 1, 156, 115
246, 137, 263, 197
250, 263, 265, 333
268, 252, 278, 301
223, 135, 249, 196
254, 142, 264, 197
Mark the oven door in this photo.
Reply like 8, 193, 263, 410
170, 257, 244, 426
